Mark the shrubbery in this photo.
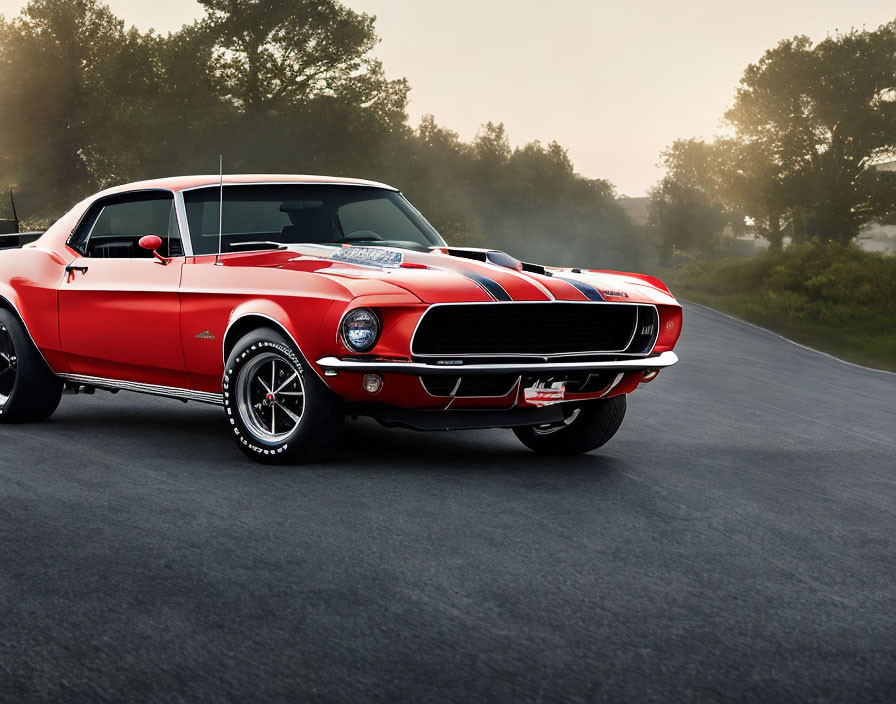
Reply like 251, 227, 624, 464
670, 244, 896, 369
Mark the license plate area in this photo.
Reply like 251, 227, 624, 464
523, 384, 566, 407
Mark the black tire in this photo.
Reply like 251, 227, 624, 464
0, 308, 63, 423
513, 395, 627, 455
223, 328, 344, 464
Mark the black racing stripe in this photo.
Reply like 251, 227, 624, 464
552, 276, 606, 302
461, 272, 512, 301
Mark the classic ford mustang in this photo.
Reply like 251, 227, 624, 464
0, 175, 681, 463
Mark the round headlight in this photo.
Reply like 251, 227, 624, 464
341, 308, 380, 352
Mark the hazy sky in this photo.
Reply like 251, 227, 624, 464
1, 0, 895, 195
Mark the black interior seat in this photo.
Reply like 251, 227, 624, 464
88, 236, 156, 259
91, 240, 135, 258
279, 203, 341, 244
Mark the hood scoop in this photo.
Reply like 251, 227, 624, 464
443, 247, 551, 276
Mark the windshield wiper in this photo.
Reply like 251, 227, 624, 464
227, 241, 286, 251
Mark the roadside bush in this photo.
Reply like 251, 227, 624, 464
667, 244, 896, 369
676, 244, 896, 320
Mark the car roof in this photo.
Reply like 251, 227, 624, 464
93, 174, 399, 198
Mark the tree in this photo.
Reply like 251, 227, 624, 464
191, 0, 410, 181
0, 0, 196, 209
721, 139, 789, 250
649, 139, 733, 264
198, 0, 402, 116
0, 0, 142, 208
725, 25, 896, 244
0, 0, 650, 270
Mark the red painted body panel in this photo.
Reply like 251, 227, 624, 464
60, 257, 188, 385
0, 175, 682, 413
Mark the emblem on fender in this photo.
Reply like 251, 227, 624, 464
195, 330, 216, 340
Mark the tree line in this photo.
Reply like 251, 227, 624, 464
3, 1, 894, 270
0, 0, 648, 269
651, 22, 896, 264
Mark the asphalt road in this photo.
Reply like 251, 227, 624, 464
1, 303, 895, 702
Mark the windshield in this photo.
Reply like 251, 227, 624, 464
183, 184, 446, 255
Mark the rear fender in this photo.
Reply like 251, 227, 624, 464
0, 288, 57, 371
0, 249, 67, 372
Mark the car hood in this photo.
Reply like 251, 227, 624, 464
235, 244, 678, 305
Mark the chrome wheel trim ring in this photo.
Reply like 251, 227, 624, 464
235, 351, 305, 444
533, 407, 581, 435
0, 324, 17, 405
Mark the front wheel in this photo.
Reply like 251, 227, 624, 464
513, 396, 627, 455
223, 328, 344, 464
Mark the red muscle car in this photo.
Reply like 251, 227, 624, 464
0, 175, 681, 463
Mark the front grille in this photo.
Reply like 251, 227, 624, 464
412, 303, 650, 357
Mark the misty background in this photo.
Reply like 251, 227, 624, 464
4, 0, 895, 197
0, 0, 894, 367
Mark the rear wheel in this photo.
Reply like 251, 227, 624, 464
0, 308, 63, 423
513, 396, 627, 455
223, 328, 344, 464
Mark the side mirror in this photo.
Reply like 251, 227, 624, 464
138, 235, 170, 265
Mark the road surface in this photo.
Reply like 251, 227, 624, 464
1, 303, 894, 702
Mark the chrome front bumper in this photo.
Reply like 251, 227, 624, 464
316, 351, 678, 376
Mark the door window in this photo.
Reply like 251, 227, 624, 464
70, 193, 182, 258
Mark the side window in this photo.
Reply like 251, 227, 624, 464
70, 193, 182, 258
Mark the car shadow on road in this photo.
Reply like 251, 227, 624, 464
35, 395, 622, 479
327, 419, 622, 476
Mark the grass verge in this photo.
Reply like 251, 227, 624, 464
662, 244, 896, 373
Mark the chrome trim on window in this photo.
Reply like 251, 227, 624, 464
178, 180, 399, 194
58, 373, 223, 405
174, 190, 194, 257
316, 351, 678, 375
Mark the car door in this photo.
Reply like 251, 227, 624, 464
58, 191, 189, 387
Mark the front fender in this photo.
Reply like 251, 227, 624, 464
222, 299, 328, 368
